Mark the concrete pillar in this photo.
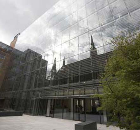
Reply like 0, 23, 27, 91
71, 98, 73, 112
103, 110, 107, 123
46, 99, 51, 117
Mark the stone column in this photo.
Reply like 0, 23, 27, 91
103, 110, 107, 123
46, 99, 51, 117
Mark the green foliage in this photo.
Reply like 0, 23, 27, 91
101, 33, 140, 130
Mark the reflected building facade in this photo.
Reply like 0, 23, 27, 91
0, 0, 140, 123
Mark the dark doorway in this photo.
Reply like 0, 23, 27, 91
74, 98, 86, 121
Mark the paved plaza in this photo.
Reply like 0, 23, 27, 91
0, 115, 121, 130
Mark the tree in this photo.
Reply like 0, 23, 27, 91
101, 32, 140, 129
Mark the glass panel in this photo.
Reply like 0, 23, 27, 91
70, 23, 79, 39
130, 9, 140, 29
79, 18, 88, 35
54, 99, 62, 119
71, 12, 78, 26
69, 38, 79, 57
101, 22, 116, 45
85, 0, 93, 4
104, 43, 114, 53
67, 55, 79, 64
62, 28, 70, 43
74, 99, 79, 120
78, 6, 87, 21
79, 51, 90, 60
46, 50, 53, 64
77, 0, 86, 9
124, 0, 140, 10
86, 0, 96, 16
98, 6, 113, 25
86, 98, 104, 123
87, 12, 99, 30
79, 33, 90, 54
110, 0, 128, 18
71, 1, 78, 13
61, 42, 70, 59
63, 99, 73, 120
95, 0, 108, 10
108, 0, 117, 4
97, 46, 105, 55
91, 28, 103, 48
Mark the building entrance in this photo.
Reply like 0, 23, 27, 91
46, 98, 104, 123
74, 98, 86, 121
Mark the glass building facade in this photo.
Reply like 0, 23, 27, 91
0, 0, 140, 124
17, 0, 140, 72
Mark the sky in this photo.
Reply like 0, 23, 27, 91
0, 0, 59, 45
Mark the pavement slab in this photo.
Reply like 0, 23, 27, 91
0, 115, 121, 130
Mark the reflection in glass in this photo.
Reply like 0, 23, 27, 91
87, 12, 99, 30
92, 29, 103, 48
98, 6, 113, 25
79, 19, 88, 35
95, 0, 108, 10
78, 7, 87, 21
69, 38, 79, 57
110, 0, 128, 17
86, 0, 96, 16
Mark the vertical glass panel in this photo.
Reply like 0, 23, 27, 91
61, 42, 70, 59
104, 43, 114, 53
47, 63, 53, 77
70, 23, 79, 39
130, 8, 140, 29
71, 12, 78, 26
79, 33, 90, 54
85, 0, 93, 4
67, 55, 79, 64
63, 99, 73, 120
54, 45, 61, 62
79, 51, 90, 60
110, 0, 128, 17
56, 60, 61, 71
77, 0, 86, 9
79, 18, 88, 35
95, 0, 108, 10
71, 1, 78, 13
101, 22, 116, 45
55, 33, 62, 46
69, 38, 79, 57
97, 46, 105, 55
87, 12, 99, 30
57, 0, 70, 9
108, 0, 117, 3
98, 6, 113, 25
54, 99, 62, 119
114, 14, 137, 36
91, 28, 103, 48
62, 28, 70, 43
86, 0, 96, 16
78, 7, 87, 21
124, 0, 140, 10
46, 50, 53, 64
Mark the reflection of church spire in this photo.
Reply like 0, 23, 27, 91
51, 58, 56, 80
63, 57, 65, 66
52, 58, 56, 71
91, 35, 96, 50
90, 35, 97, 59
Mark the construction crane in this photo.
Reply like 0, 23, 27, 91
10, 33, 20, 48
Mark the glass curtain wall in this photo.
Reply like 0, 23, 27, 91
16, 0, 140, 90
1, 0, 139, 120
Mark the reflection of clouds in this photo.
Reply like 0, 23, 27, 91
16, 0, 140, 71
